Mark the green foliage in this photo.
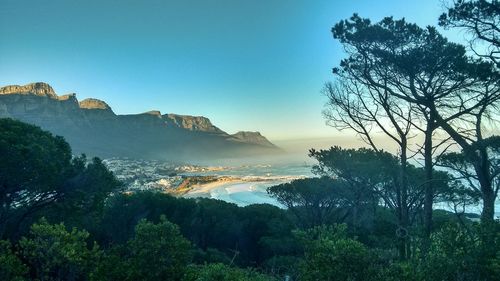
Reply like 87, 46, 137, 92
309, 146, 397, 183
183, 263, 276, 281
421, 222, 500, 281
99, 192, 296, 267
1, 119, 499, 281
267, 177, 347, 227
0, 240, 28, 281
379, 261, 423, 281
309, 147, 396, 229
89, 247, 129, 281
19, 218, 101, 281
262, 255, 302, 279
51, 156, 122, 233
0, 118, 121, 240
126, 216, 192, 281
192, 247, 232, 264
296, 224, 378, 281
2, 1, 500, 280
0, 118, 72, 237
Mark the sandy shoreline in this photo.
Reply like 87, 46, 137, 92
176, 175, 303, 206
182, 178, 245, 198
173, 175, 298, 196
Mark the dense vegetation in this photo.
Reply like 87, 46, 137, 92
1, 120, 498, 280
1, 1, 500, 280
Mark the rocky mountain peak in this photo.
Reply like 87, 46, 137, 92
0, 82, 57, 98
233, 131, 263, 138
164, 114, 224, 133
0, 81, 281, 160
58, 93, 78, 102
230, 131, 276, 147
79, 98, 112, 111
144, 110, 162, 117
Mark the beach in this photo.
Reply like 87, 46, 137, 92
181, 176, 299, 207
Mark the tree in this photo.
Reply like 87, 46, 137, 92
19, 218, 101, 281
51, 156, 122, 232
440, 0, 500, 67
324, 22, 446, 253
126, 216, 192, 281
0, 118, 121, 239
0, 119, 73, 238
182, 263, 276, 281
439, 0, 500, 224
296, 224, 378, 281
323, 75, 415, 250
310, 147, 394, 230
267, 177, 349, 228
98, 192, 295, 268
438, 148, 499, 220
423, 222, 500, 280
0, 240, 28, 281
331, 14, 500, 226
310, 147, 427, 258
238, 204, 295, 266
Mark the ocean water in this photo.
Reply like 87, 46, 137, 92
181, 163, 314, 178
180, 163, 312, 207
208, 181, 286, 207
181, 163, 499, 218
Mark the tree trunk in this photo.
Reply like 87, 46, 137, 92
399, 141, 410, 260
479, 173, 495, 223
422, 120, 434, 254
482, 190, 495, 222
432, 110, 495, 223
478, 169, 496, 260
478, 144, 495, 223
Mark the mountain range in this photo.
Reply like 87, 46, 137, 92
0, 82, 280, 161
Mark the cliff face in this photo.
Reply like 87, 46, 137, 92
0, 82, 280, 161
0, 82, 57, 98
164, 114, 224, 134
229, 131, 276, 147
79, 98, 113, 111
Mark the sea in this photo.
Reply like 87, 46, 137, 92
180, 163, 313, 207
180, 162, 500, 219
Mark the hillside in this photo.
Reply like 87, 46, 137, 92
0, 82, 280, 161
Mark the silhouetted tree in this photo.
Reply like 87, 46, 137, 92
267, 177, 349, 228
310, 146, 453, 257
0, 118, 121, 240
0, 119, 73, 238
331, 14, 500, 229
440, 0, 500, 67
309, 147, 392, 229
323, 76, 416, 257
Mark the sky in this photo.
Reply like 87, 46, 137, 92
0, 0, 458, 141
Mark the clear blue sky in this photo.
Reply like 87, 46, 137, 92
0, 0, 454, 140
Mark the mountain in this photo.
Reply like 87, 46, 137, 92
0, 82, 280, 161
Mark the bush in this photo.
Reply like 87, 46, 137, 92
0, 240, 27, 281
422, 222, 500, 281
19, 218, 101, 281
296, 224, 378, 281
126, 216, 192, 281
183, 263, 276, 281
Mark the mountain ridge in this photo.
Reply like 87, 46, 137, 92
0, 82, 280, 161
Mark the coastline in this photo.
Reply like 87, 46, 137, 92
176, 175, 302, 207
182, 178, 245, 197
